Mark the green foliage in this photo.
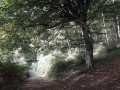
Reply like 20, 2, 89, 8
94, 41, 118, 55
94, 48, 120, 63
0, 60, 28, 89
46, 54, 84, 78
94, 43, 107, 55
103, 41, 118, 52
0, 0, 120, 78
74, 54, 85, 65
46, 54, 66, 77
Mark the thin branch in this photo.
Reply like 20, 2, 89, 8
50, 22, 66, 40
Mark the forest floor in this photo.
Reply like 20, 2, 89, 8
17, 58, 120, 90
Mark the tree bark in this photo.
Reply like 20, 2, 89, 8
116, 16, 120, 39
102, 13, 109, 43
76, 21, 94, 73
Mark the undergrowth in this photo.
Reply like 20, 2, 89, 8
94, 48, 120, 63
0, 60, 29, 90
46, 54, 85, 78
47, 41, 120, 78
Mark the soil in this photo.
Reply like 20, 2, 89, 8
17, 58, 120, 90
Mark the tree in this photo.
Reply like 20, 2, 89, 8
1, 0, 108, 72
100, 0, 120, 43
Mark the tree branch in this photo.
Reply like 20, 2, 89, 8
24, 20, 68, 29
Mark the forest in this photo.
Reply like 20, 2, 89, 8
0, 0, 120, 90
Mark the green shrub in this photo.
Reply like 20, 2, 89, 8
94, 43, 107, 55
74, 54, 85, 64
103, 41, 118, 52
66, 55, 85, 71
94, 49, 120, 63
47, 54, 66, 77
0, 60, 28, 89
47, 54, 85, 78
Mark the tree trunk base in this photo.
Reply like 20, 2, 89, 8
85, 66, 95, 74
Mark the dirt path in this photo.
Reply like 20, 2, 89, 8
17, 59, 120, 90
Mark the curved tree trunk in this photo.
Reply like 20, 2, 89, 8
77, 21, 94, 73
82, 24, 94, 73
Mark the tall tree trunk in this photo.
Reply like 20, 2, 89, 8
102, 13, 109, 43
75, 24, 81, 55
116, 16, 120, 39
114, 15, 119, 42
112, 0, 120, 42
76, 21, 94, 73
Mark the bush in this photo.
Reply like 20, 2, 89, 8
0, 60, 28, 89
94, 49, 120, 63
46, 54, 85, 78
47, 54, 66, 77
103, 41, 118, 53
74, 54, 85, 64
94, 41, 118, 55
66, 55, 85, 71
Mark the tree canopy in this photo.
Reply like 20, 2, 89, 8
0, 0, 120, 73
